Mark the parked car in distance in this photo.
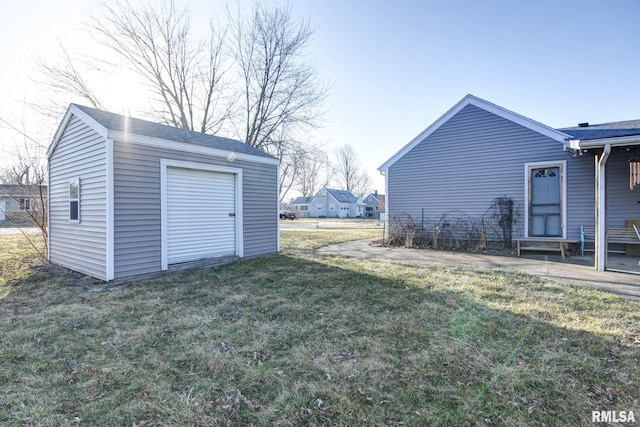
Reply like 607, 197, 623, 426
279, 211, 297, 220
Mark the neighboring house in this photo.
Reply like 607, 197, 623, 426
47, 104, 279, 281
379, 94, 640, 271
363, 191, 385, 219
292, 196, 313, 218
307, 188, 365, 218
0, 184, 47, 222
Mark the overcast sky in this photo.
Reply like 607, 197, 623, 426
1, 0, 639, 195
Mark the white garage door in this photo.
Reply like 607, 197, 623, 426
166, 167, 236, 264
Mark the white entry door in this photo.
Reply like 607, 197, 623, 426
166, 166, 236, 264
529, 166, 562, 237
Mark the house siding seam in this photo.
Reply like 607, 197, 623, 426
387, 104, 595, 241
112, 141, 277, 278
49, 115, 108, 280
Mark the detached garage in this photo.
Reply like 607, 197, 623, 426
48, 104, 279, 281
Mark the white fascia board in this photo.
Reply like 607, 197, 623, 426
48, 104, 108, 159
378, 94, 572, 172
566, 136, 640, 151
108, 130, 280, 167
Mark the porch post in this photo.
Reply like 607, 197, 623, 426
595, 144, 611, 271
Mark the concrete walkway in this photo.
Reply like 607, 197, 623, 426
316, 239, 640, 302
0, 227, 41, 235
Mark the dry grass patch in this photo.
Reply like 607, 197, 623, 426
280, 229, 382, 251
0, 231, 638, 426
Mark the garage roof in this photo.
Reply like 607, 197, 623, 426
73, 104, 275, 159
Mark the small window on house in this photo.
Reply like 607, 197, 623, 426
300, 205, 308, 211
375, 206, 379, 211
329, 204, 335, 211
69, 179, 80, 222
317, 204, 322, 211
20, 198, 31, 210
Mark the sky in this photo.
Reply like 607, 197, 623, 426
1, 0, 639, 197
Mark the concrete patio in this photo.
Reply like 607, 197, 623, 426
316, 239, 640, 302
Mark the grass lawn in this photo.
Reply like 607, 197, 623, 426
1, 230, 639, 426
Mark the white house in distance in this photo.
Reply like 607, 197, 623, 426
0, 184, 47, 222
47, 104, 279, 281
293, 188, 365, 218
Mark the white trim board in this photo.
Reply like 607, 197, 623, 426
105, 138, 115, 281
109, 130, 279, 167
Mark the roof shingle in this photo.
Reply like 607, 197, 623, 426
73, 104, 275, 159
559, 119, 640, 141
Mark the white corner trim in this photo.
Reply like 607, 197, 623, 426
106, 138, 115, 281
160, 162, 169, 270
379, 94, 572, 172
47, 161, 51, 261
160, 159, 244, 271
276, 162, 281, 252
384, 170, 389, 239
523, 160, 568, 239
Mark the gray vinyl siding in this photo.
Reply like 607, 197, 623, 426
607, 152, 640, 226
112, 141, 277, 278
388, 104, 595, 241
49, 115, 107, 280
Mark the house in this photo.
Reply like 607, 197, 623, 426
47, 104, 279, 281
363, 191, 385, 219
0, 184, 47, 222
306, 188, 365, 218
292, 196, 313, 218
379, 94, 640, 271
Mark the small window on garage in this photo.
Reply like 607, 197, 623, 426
329, 203, 335, 211
69, 178, 80, 222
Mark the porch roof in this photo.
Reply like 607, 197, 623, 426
561, 119, 640, 150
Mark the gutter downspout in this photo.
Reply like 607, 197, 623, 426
595, 144, 611, 271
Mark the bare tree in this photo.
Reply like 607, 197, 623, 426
229, 2, 328, 152
33, 0, 329, 202
333, 143, 371, 197
91, 0, 232, 133
295, 146, 326, 197
0, 132, 48, 259
36, 45, 105, 113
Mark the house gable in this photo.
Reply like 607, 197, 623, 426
48, 106, 108, 160
382, 96, 593, 241
379, 94, 571, 173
